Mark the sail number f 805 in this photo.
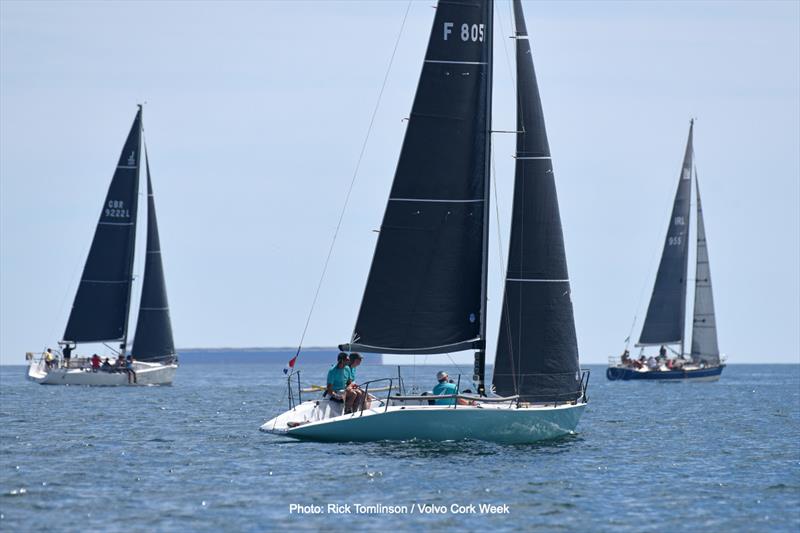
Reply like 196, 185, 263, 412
443, 22, 485, 42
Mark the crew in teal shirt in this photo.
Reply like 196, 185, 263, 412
432, 371, 457, 405
326, 353, 350, 397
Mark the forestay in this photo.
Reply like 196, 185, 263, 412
638, 121, 694, 346
347, 0, 493, 354
492, 0, 581, 403
63, 108, 142, 343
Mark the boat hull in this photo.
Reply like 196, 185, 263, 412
27, 360, 177, 386
606, 364, 724, 382
261, 400, 586, 444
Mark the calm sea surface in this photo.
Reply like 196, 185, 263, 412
1, 362, 798, 532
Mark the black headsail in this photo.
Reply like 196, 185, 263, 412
492, 0, 581, 402
638, 121, 694, 348
63, 108, 142, 344
345, 0, 493, 356
131, 148, 176, 363
690, 174, 720, 366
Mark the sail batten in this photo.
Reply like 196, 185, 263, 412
491, 0, 581, 403
690, 175, 720, 365
638, 121, 694, 346
63, 109, 142, 344
131, 148, 176, 363
348, 0, 493, 354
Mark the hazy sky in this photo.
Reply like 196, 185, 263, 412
1, 1, 798, 366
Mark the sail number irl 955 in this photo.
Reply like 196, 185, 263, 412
443, 22, 485, 42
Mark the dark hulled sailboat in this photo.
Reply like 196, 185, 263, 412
27, 107, 178, 385
607, 121, 724, 381
264, 0, 588, 442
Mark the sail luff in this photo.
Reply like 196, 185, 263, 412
346, 0, 493, 355
690, 173, 720, 365
131, 146, 176, 362
638, 120, 694, 346
63, 108, 142, 344
491, 0, 581, 402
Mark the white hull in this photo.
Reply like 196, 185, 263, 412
261, 398, 586, 444
27, 360, 177, 386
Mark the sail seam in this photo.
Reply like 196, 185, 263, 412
506, 278, 569, 282
425, 60, 487, 65
117, 165, 137, 169
139, 307, 169, 311
514, 156, 550, 160
81, 280, 129, 284
98, 222, 134, 226
389, 197, 483, 203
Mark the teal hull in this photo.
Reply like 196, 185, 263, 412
279, 404, 586, 444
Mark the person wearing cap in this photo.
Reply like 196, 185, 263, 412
432, 371, 458, 406
325, 352, 350, 402
345, 353, 367, 413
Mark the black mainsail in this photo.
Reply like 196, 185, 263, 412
690, 175, 720, 365
491, 0, 581, 402
346, 0, 493, 355
131, 148, 176, 362
638, 121, 694, 347
63, 108, 142, 344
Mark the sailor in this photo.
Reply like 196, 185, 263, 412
621, 349, 631, 366
90, 353, 101, 372
432, 371, 458, 405
659, 345, 667, 358
44, 348, 55, 369
101, 358, 112, 372
345, 353, 366, 412
647, 356, 658, 370
324, 352, 350, 402
62, 344, 73, 368
125, 355, 137, 384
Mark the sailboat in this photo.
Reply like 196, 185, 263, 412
261, 0, 588, 443
607, 120, 724, 381
26, 106, 178, 386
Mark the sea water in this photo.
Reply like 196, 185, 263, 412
1, 362, 798, 531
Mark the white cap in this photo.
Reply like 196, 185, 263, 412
436, 371, 448, 381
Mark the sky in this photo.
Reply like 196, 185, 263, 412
1, 0, 798, 366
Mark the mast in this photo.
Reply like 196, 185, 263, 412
474, 0, 494, 396
343, 0, 493, 357
120, 104, 144, 357
638, 120, 694, 348
491, 0, 581, 403
62, 106, 142, 348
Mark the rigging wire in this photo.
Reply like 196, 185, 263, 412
288, 0, 413, 371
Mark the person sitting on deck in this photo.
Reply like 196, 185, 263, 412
115, 354, 125, 372
432, 371, 473, 406
345, 353, 367, 413
125, 355, 137, 384
324, 352, 350, 403
101, 358, 112, 372
90, 354, 101, 372
646, 356, 658, 370
621, 349, 631, 366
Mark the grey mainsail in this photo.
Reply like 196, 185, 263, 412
131, 148, 176, 362
63, 108, 142, 344
346, 0, 493, 355
491, 0, 581, 402
638, 121, 694, 347
690, 174, 720, 365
